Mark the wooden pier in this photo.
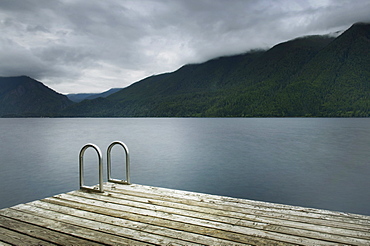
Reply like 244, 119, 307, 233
1, 183, 370, 245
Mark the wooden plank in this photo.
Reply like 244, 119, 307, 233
0, 182, 369, 245
96, 188, 370, 241
10, 203, 204, 246
67, 188, 370, 245
0, 215, 101, 246
117, 183, 369, 220
52, 191, 346, 245
41, 196, 274, 245
115, 183, 370, 219
120, 189, 369, 232
109, 183, 370, 228
106, 186, 370, 234
32, 199, 248, 246
0, 226, 56, 246
0, 208, 146, 246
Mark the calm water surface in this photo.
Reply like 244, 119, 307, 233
0, 118, 369, 215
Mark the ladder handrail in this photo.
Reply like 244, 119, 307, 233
79, 143, 104, 192
107, 141, 130, 184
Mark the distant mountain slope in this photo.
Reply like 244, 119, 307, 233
66, 93, 97, 103
104, 35, 335, 116
2, 23, 369, 117
207, 23, 370, 117
0, 76, 73, 117
64, 34, 334, 117
62, 22, 368, 117
67, 88, 122, 102
278, 22, 370, 116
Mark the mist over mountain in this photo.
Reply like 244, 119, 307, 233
1, 23, 369, 117
62, 23, 370, 117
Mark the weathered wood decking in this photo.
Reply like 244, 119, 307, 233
0, 183, 369, 245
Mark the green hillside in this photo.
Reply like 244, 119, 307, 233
63, 23, 370, 117
2, 23, 369, 117
0, 76, 73, 117
273, 23, 370, 117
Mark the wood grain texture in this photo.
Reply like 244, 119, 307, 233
1, 183, 369, 245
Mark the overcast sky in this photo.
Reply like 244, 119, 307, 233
1, 0, 370, 94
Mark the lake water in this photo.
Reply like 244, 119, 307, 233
0, 118, 369, 215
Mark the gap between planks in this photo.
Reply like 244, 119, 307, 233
0, 183, 369, 246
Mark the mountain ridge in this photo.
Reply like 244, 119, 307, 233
1, 22, 369, 117
65, 22, 368, 117
0, 76, 73, 117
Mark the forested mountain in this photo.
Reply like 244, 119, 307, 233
63, 23, 370, 117
0, 76, 73, 117
1, 23, 369, 117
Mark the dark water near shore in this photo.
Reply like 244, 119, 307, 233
0, 118, 369, 215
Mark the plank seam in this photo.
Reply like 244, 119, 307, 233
53, 192, 358, 245
45, 195, 292, 245
6, 207, 156, 246
67, 190, 370, 243
106, 184, 370, 229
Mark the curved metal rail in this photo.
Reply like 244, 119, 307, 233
107, 141, 130, 184
79, 143, 104, 192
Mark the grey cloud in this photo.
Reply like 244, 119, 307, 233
26, 25, 50, 33
305, 1, 370, 31
0, 38, 52, 79
1, 0, 369, 93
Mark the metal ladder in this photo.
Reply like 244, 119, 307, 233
79, 141, 130, 193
